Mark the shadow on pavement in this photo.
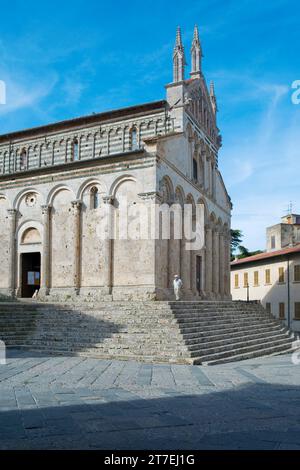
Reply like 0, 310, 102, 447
0, 382, 299, 450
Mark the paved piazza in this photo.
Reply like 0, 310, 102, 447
0, 350, 300, 450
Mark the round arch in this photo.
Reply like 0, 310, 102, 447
209, 211, 217, 226
77, 178, 107, 200
13, 188, 43, 210
0, 193, 11, 206
159, 175, 174, 204
16, 220, 44, 247
175, 185, 185, 207
109, 175, 138, 198
46, 184, 76, 205
197, 197, 209, 222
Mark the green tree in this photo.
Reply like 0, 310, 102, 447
230, 229, 263, 260
237, 245, 251, 258
230, 229, 243, 257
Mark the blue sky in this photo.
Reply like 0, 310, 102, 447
0, 0, 299, 250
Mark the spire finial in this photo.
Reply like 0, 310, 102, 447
175, 26, 183, 47
193, 24, 200, 43
190, 24, 202, 77
210, 81, 218, 114
173, 26, 186, 83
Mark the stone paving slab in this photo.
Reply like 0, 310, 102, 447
0, 349, 299, 449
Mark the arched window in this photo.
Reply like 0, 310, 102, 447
20, 149, 27, 170
193, 158, 198, 182
90, 186, 100, 209
199, 157, 204, 187
72, 138, 79, 161
130, 127, 138, 151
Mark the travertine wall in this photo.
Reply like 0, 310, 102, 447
0, 197, 10, 289
0, 108, 169, 175
51, 189, 74, 288
0, 71, 232, 301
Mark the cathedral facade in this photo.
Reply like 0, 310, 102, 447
0, 27, 232, 301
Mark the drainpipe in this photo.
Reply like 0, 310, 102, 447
287, 255, 291, 330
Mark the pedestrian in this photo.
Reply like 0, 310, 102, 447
173, 275, 183, 301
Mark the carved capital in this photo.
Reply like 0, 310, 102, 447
41, 204, 52, 216
71, 200, 82, 211
138, 191, 162, 203
7, 209, 17, 219
102, 196, 115, 205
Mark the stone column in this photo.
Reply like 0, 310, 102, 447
212, 228, 220, 296
71, 200, 82, 293
138, 191, 162, 298
181, 206, 192, 293
102, 196, 114, 294
40, 204, 52, 295
205, 224, 213, 297
169, 206, 181, 283
7, 209, 17, 297
219, 231, 225, 298
224, 230, 231, 297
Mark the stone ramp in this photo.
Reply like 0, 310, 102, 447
0, 301, 297, 365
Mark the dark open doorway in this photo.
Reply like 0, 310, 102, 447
196, 255, 202, 295
21, 252, 41, 298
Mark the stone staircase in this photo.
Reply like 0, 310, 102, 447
0, 300, 297, 365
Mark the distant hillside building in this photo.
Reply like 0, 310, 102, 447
231, 215, 300, 332
0, 27, 231, 302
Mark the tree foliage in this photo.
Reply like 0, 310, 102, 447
230, 229, 263, 260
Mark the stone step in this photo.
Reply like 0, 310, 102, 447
174, 309, 271, 316
191, 337, 294, 362
169, 304, 264, 310
175, 313, 274, 323
178, 318, 279, 330
187, 331, 292, 353
5, 345, 192, 365
3, 341, 188, 356
0, 319, 281, 337
0, 334, 180, 344
0, 300, 294, 366
0, 303, 261, 310
0, 315, 272, 328
196, 345, 296, 366
3, 341, 187, 354
184, 328, 289, 347
182, 323, 284, 339
0, 304, 261, 314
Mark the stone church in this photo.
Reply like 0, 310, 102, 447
0, 26, 232, 302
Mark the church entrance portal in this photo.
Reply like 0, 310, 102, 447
21, 252, 41, 298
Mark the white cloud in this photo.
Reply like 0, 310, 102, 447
0, 75, 58, 116
218, 72, 300, 250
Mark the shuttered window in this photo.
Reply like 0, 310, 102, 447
279, 303, 285, 319
294, 265, 300, 282
295, 303, 300, 320
278, 267, 285, 283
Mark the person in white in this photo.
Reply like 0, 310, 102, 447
173, 275, 183, 301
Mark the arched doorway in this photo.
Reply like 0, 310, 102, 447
19, 227, 41, 298
21, 252, 41, 297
